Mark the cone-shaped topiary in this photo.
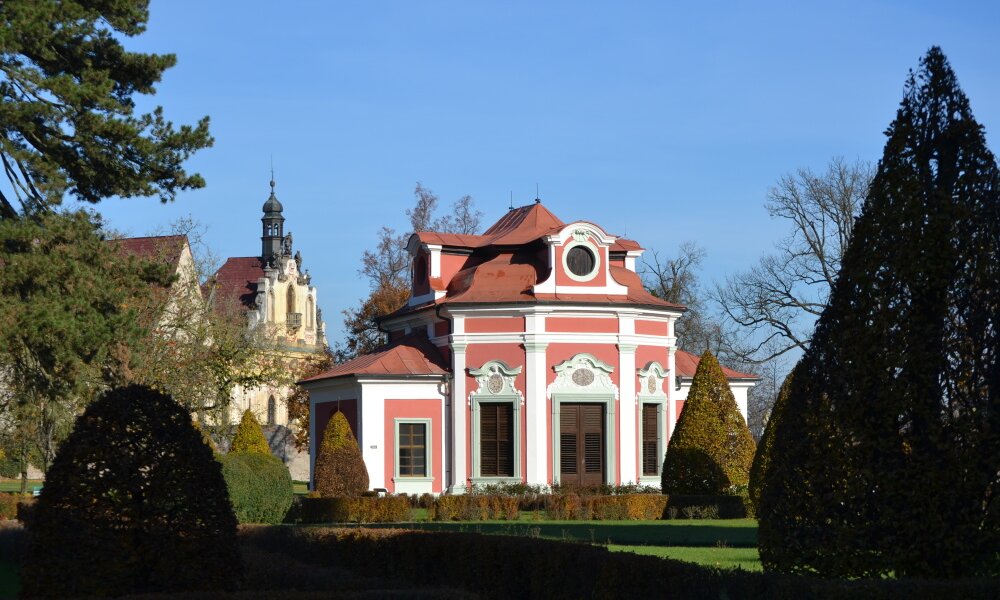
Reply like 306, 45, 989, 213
759, 47, 1000, 579
747, 365, 797, 513
221, 452, 294, 524
21, 385, 239, 598
661, 351, 756, 495
314, 411, 369, 497
230, 408, 272, 456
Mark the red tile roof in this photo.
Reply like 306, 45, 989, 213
207, 256, 265, 312
412, 202, 566, 250
481, 202, 565, 245
388, 202, 673, 321
111, 235, 187, 267
301, 335, 448, 382
675, 350, 757, 380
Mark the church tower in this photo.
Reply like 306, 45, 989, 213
261, 178, 285, 263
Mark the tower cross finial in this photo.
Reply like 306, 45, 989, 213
270, 155, 275, 191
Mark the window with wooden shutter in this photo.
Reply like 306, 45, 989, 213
642, 404, 659, 476
398, 423, 426, 477
479, 403, 514, 477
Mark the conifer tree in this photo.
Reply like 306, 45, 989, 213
314, 411, 369, 497
661, 351, 756, 495
747, 366, 796, 512
0, 0, 211, 218
759, 47, 1000, 578
229, 409, 271, 456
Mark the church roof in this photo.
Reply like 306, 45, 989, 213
300, 335, 448, 382
207, 256, 265, 312
674, 350, 758, 380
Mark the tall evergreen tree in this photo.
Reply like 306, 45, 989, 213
0, 0, 212, 218
747, 365, 797, 513
759, 47, 1000, 578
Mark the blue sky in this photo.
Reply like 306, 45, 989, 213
90, 1, 1000, 347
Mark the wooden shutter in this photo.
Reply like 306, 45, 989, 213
581, 405, 603, 484
642, 404, 658, 476
560, 406, 578, 475
480, 403, 514, 477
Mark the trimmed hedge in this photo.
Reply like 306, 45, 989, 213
242, 526, 1000, 600
291, 496, 411, 523
230, 409, 272, 456
662, 350, 756, 495
221, 452, 294, 524
0, 493, 30, 521
22, 385, 239, 598
314, 411, 369, 497
430, 495, 520, 521
666, 495, 752, 519
544, 493, 668, 521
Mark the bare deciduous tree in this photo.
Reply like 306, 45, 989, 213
337, 183, 482, 360
713, 157, 873, 362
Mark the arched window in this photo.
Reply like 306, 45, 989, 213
286, 285, 296, 318
267, 396, 276, 426
268, 291, 275, 322
307, 296, 314, 328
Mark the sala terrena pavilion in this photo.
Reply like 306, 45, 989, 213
301, 201, 756, 494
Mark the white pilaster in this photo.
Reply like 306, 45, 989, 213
308, 395, 317, 491
524, 312, 548, 485
618, 342, 637, 485
667, 346, 677, 442
449, 341, 468, 493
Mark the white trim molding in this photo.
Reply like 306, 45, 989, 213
548, 353, 618, 485
468, 360, 523, 484
393, 417, 434, 494
637, 361, 669, 483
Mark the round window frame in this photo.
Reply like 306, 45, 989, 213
562, 239, 601, 282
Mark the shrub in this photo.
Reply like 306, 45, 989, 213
661, 351, 756, 495
0, 494, 26, 521
760, 49, 1000, 579
21, 385, 239, 598
430, 495, 520, 521
230, 408, 272, 455
221, 452, 294, 524
544, 494, 668, 520
747, 368, 795, 513
241, 526, 1000, 600
293, 496, 411, 523
314, 411, 369, 497
666, 494, 752, 519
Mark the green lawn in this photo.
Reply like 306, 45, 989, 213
350, 514, 758, 548
0, 480, 41, 494
353, 513, 762, 570
610, 544, 762, 571
0, 559, 18, 599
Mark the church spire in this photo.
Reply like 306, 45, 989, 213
261, 175, 285, 263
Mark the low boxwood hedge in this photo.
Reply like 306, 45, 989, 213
242, 526, 1000, 600
289, 496, 411, 524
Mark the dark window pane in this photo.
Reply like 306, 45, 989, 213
566, 246, 596, 277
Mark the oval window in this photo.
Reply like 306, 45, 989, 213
566, 246, 596, 277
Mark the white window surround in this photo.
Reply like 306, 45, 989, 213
637, 361, 669, 483
468, 360, 523, 484
393, 418, 433, 494
548, 353, 618, 485
562, 237, 602, 283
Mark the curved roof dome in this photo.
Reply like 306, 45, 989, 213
262, 180, 283, 213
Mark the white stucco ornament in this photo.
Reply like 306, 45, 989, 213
468, 360, 524, 405
548, 353, 618, 399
